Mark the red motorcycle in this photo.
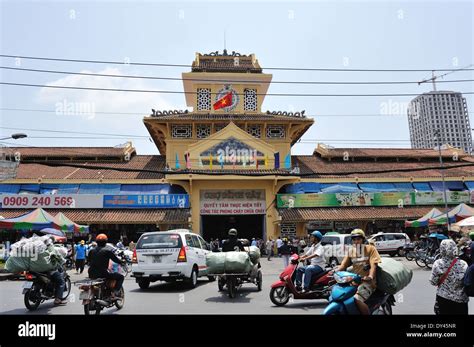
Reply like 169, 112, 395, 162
269, 254, 334, 306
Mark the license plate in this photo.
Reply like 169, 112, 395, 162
22, 282, 33, 289
152, 255, 162, 263
79, 291, 91, 300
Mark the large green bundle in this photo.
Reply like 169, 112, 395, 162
225, 252, 253, 274
247, 246, 261, 265
5, 236, 65, 273
376, 258, 413, 295
206, 251, 253, 274
206, 252, 226, 274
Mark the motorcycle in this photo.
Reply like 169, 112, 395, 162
75, 277, 125, 315
269, 254, 334, 306
23, 270, 71, 311
323, 271, 395, 315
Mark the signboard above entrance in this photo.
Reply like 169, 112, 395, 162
200, 189, 266, 215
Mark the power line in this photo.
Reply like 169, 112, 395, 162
2, 54, 474, 72
2, 66, 474, 85
2, 82, 473, 97
3, 107, 446, 117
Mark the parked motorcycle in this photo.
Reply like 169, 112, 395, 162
323, 271, 395, 315
23, 270, 71, 311
75, 277, 125, 315
269, 254, 334, 306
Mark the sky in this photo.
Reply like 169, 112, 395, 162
0, 0, 473, 155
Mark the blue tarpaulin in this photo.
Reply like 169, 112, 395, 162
119, 184, 185, 194
56, 184, 80, 194
358, 183, 398, 192
282, 183, 321, 194
464, 181, 474, 192
413, 182, 433, 191
392, 183, 415, 192
39, 184, 60, 194
0, 184, 20, 194
429, 181, 465, 191
320, 183, 360, 193
18, 184, 40, 194
78, 184, 121, 194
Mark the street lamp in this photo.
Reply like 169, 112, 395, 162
434, 129, 450, 229
0, 133, 27, 141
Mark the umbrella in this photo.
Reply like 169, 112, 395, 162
39, 228, 66, 238
0, 208, 59, 230
405, 208, 443, 227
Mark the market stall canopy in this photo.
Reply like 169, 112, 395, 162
0, 208, 59, 230
453, 215, 474, 228
53, 212, 89, 234
404, 208, 443, 227
428, 203, 474, 225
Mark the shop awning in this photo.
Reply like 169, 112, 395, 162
413, 182, 432, 191
429, 181, 465, 191
0, 209, 190, 224
358, 183, 397, 192
464, 181, 474, 192
279, 206, 437, 222
78, 184, 121, 194
283, 183, 321, 194
0, 184, 20, 194
320, 183, 360, 193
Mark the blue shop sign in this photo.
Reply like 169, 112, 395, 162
103, 194, 189, 208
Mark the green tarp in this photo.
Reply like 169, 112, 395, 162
376, 257, 413, 295
206, 251, 253, 274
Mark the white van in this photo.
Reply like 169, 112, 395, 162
367, 232, 411, 256
131, 229, 215, 290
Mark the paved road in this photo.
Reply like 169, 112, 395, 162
1, 256, 473, 315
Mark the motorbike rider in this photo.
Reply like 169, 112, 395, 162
222, 229, 245, 252
333, 229, 381, 315
45, 236, 68, 306
87, 233, 125, 297
295, 230, 326, 293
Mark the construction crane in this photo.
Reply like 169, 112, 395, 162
418, 64, 473, 91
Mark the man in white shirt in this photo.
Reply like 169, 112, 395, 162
276, 237, 284, 257
295, 231, 326, 292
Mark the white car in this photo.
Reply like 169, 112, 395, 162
320, 233, 353, 267
367, 232, 411, 257
131, 229, 214, 290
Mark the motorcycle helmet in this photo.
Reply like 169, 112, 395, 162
310, 230, 323, 240
351, 229, 366, 239
228, 228, 238, 236
96, 233, 108, 242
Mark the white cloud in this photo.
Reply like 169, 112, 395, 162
36, 67, 189, 119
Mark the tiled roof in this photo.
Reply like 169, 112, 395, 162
15, 155, 166, 180
9, 145, 136, 160
0, 209, 189, 224
192, 51, 262, 73
314, 145, 468, 159
279, 206, 445, 222
293, 155, 474, 178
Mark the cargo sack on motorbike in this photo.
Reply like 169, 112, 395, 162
224, 252, 253, 274
5, 235, 65, 273
376, 257, 413, 295
247, 246, 261, 265
206, 252, 227, 274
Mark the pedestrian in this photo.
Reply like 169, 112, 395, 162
266, 238, 274, 261
276, 237, 283, 257
74, 240, 88, 274
251, 238, 257, 247
430, 239, 469, 315
280, 238, 292, 268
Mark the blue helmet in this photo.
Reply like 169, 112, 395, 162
311, 230, 323, 240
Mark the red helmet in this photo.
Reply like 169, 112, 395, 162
96, 233, 108, 242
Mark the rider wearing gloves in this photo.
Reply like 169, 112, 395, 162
334, 229, 381, 315
88, 233, 125, 297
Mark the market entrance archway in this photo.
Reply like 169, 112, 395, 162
201, 214, 265, 241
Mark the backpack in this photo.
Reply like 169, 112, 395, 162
464, 264, 474, 297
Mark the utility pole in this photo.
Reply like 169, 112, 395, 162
434, 129, 450, 229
